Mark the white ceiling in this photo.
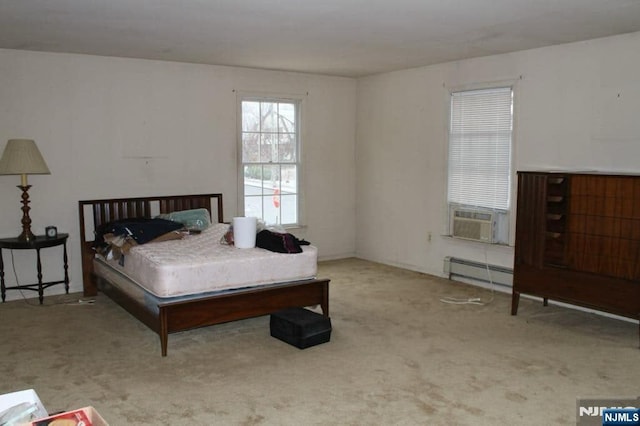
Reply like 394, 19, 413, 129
1, 0, 640, 78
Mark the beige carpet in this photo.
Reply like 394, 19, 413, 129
1, 258, 638, 425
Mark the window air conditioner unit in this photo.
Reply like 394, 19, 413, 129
451, 209, 494, 243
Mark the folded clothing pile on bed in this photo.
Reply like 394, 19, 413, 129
93, 217, 186, 260
93, 208, 214, 261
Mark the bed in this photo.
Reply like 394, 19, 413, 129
78, 193, 330, 356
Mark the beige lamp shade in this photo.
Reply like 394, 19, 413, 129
0, 139, 50, 184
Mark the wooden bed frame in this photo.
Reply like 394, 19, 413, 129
78, 193, 330, 356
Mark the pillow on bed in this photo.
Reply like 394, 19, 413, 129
98, 226, 184, 261
157, 208, 211, 230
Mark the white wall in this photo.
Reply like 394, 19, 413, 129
0, 49, 357, 301
3, 31, 639, 303
355, 31, 640, 277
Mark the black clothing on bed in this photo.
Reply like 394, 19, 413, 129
93, 217, 184, 249
256, 230, 310, 254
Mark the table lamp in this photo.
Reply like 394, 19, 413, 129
0, 139, 51, 241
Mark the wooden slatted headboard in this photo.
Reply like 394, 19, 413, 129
78, 193, 223, 296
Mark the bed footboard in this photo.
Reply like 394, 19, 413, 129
98, 274, 329, 356
158, 278, 329, 356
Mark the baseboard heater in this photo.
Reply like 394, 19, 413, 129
443, 256, 513, 288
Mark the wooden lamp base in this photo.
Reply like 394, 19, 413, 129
17, 184, 35, 242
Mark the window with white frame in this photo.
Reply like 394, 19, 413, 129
447, 86, 513, 244
239, 97, 301, 226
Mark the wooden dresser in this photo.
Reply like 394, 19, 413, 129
512, 171, 640, 343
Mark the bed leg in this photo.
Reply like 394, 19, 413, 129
160, 335, 168, 357
159, 307, 168, 357
321, 279, 330, 317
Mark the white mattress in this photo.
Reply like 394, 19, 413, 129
105, 223, 318, 298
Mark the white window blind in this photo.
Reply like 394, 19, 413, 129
448, 87, 513, 211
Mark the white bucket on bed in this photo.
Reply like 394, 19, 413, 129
233, 216, 257, 248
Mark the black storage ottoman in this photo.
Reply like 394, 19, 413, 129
270, 307, 332, 349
